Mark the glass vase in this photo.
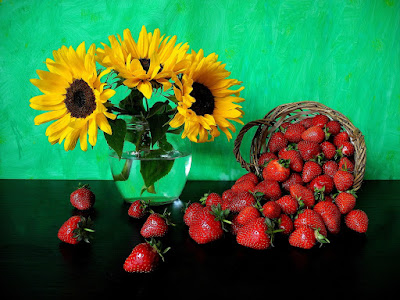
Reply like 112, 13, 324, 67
108, 116, 192, 205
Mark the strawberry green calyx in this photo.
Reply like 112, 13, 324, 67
210, 204, 232, 231
149, 207, 176, 227
72, 216, 95, 244
264, 217, 284, 247
277, 158, 291, 169
146, 238, 171, 262
314, 228, 330, 247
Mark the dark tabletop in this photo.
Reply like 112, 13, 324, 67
0, 179, 399, 299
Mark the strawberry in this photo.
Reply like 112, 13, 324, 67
290, 183, 315, 208
298, 140, 321, 161
278, 214, 294, 235
301, 126, 326, 144
322, 160, 338, 177
262, 201, 282, 219
280, 121, 292, 131
294, 209, 327, 237
284, 123, 306, 143
268, 132, 288, 153
333, 131, 349, 147
140, 210, 173, 238
189, 205, 229, 244
302, 161, 322, 183
231, 180, 256, 193
337, 141, 354, 157
310, 174, 334, 195
345, 209, 368, 233
320, 141, 336, 160
235, 172, 259, 185
230, 214, 243, 235
200, 192, 223, 207
333, 170, 354, 191
221, 189, 237, 210
254, 180, 282, 200
299, 117, 314, 129
236, 206, 261, 226
263, 159, 291, 182
338, 157, 354, 172
258, 152, 278, 167
282, 173, 304, 191
289, 226, 329, 249
123, 239, 169, 273
183, 202, 204, 226
128, 200, 148, 219
335, 191, 357, 214
314, 201, 341, 234
236, 217, 271, 250
57, 216, 94, 244
325, 120, 341, 135
70, 184, 95, 210
276, 195, 298, 215
229, 191, 256, 212
312, 114, 329, 128
280, 150, 303, 173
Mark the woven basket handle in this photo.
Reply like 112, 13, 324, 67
233, 118, 273, 176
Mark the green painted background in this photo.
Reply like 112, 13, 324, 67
0, 0, 399, 180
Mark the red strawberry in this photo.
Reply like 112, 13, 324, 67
183, 202, 204, 226
333, 131, 349, 147
262, 201, 282, 219
280, 121, 291, 131
333, 170, 354, 191
312, 114, 330, 128
276, 195, 298, 215
189, 206, 225, 244
57, 216, 94, 244
235, 172, 259, 185
320, 141, 336, 160
299, 117, 314, 129
338, 157, 355, 172
236, 217, 271, 250
280, 150, 303, 172
140, 210, 172, 238
278, 214, 294, 235
229, 191, 256, 212
338, 141, 354, 157
230, 214, 243, 235
237, 206, 261, 226
289, 226, 329, 249
302, 161, 322, 183
298, 140, 321, 161
200, 192, 223, 207
314, 201, 341, 234
123, 239, 168, 273
290, 183, 315, 208
294, 209, 327, 236
221, 189, 237, 210
282, 173, 304, 191
335, 192, 356, 214
70, 184, 95, 210
323, 160, 338, 177
128, 200, 148, 219
325, 120, 341, 135
231, 180, 256, 193
254, 180, 282, 200
268, 132, 288, 153
301, 126, 325, 143
345, 209, 368, 233
258, 152, 278, 167
263, 159, 291, 182
310, 175, 334, 195
284, 123, 306, 143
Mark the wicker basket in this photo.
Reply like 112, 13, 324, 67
233, 101, 366, 191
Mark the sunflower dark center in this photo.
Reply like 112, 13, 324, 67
139, 58, 164, 74
64, 79, 96, 118
189, 82, 215, 116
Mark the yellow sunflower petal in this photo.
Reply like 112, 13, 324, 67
34, 109, 67, 125
137, 81, 153, 99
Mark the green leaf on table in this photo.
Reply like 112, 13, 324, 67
104, 118, 127, 159
140, 149, 174, 195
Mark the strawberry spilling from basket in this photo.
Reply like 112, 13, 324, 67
185, 102, 369, 250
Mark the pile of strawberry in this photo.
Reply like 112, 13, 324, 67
184, 114, 369, 250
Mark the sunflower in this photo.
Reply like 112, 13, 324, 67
169, 49, 245, 143
29, 42, 117, 151
96, 25, 189, 99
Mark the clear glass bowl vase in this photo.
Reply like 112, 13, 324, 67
108, 117, 192, 205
